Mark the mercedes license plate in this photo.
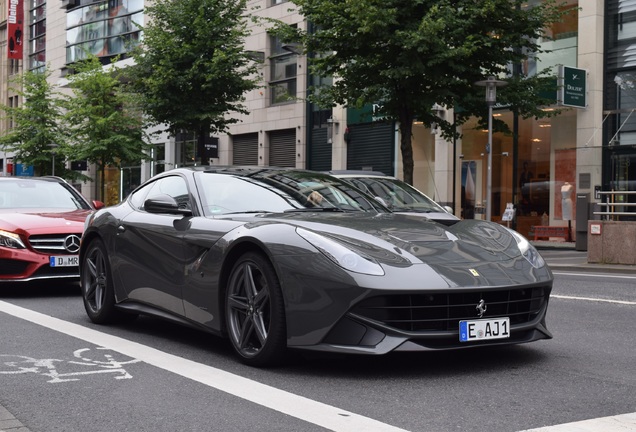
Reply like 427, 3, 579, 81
50, 255, 79, 267
459, 317, 510, 342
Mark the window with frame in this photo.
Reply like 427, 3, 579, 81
29, 0, 46, 71
175, 132, 197, 167
65, 0, 143, 65
8, 97, 18, 129
152, 144, 166, 176
269, 32, 297, 105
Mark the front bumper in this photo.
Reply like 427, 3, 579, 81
0, 249, 79, 282
299, 299, 552, 355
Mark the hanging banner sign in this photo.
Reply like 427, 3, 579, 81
8, 0, 24, 60
558, 65, 587, 108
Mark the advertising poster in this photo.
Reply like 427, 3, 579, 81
8, 0, 24, 60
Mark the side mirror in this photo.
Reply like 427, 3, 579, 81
443, 205, 454, 214
144, 194, 192, 216
92, 200, 105, 210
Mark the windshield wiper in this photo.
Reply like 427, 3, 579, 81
393, 207, 437, 213
221, 210, 272, 215
284, 207, 346, 213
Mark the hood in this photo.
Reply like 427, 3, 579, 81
249, 212, 522, 266
0, 209, 92, 235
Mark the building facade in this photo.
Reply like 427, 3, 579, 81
0, 0, 633, 238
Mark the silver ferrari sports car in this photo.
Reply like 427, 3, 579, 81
80, 167, 553, 366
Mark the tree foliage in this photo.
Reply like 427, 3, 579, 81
0, 67, 70, 177
128, 0, 260, 149
274, 0, 567, 184
62, 54, 151, 200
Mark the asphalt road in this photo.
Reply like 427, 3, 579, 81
0, 269, 634, 432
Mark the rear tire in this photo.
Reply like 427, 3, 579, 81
225, 252, 286, 367
81, 238, 135, 324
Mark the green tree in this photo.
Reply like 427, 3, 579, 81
0, 67, 69, 177
127, 0, 259, 151
274, 0, 566, 184
62, 54, 151, 201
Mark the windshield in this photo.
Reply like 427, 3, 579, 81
0, 179, 90, 210
196, 170, 389, 216
345, 177, 446, 213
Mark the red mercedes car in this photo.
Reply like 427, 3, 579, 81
0, 176, 103, 283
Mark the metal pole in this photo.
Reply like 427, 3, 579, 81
52, 153, 55, 177
486, 105, 493, 221
475, 76, 507, 222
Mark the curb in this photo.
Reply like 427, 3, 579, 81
547, 263, 636, 274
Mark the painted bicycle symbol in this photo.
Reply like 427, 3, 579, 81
0, 347, 141, 383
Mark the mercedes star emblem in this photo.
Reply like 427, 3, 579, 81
63, 235, 81, 254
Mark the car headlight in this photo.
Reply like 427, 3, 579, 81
0, 230, 26, 249
296, 227, 385, 276
509, 229, 545, 268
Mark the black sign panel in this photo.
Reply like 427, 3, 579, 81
199, 136, 219, 162
71, 160, 88, 171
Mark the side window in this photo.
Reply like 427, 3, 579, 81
128, 181, 153, 209
136, 176, 191, 211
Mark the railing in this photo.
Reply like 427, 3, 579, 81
594, 191, 636, 220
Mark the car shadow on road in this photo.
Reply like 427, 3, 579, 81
0, 281, 81, 298
77, 313, 549, 376
288, 344, 547, 378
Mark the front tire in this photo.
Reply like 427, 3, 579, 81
81, 238, 133, 324
225, 252, 286, 367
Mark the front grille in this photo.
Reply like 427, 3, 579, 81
28, 234, 82, 254
351, 286, 549, 332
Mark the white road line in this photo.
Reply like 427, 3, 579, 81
552, 271, 636, 279
551, 294, 636, 305
518, 412, 636, 431
0, 301, 408, 432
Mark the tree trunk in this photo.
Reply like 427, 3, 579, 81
398, 114, 415, 185
197, 126, 209, 165
100, 163, 106, 203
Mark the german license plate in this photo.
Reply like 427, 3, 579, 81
459, 317, 510, 342
50, 255, 79, 267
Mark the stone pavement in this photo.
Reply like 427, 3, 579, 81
0, 405, 29, 432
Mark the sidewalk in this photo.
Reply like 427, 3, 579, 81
534, 241, 636, 274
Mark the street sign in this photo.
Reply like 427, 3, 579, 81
558, 65, 587, 108
15, 164, 34, 176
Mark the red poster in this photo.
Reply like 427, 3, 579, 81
7, 0, 24, 60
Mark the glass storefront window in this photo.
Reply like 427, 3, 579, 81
121, 166, 141, 200
459, 108, 577, 237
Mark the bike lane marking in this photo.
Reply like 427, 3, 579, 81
0, 300, 408, 432
552, 271, 636, 280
